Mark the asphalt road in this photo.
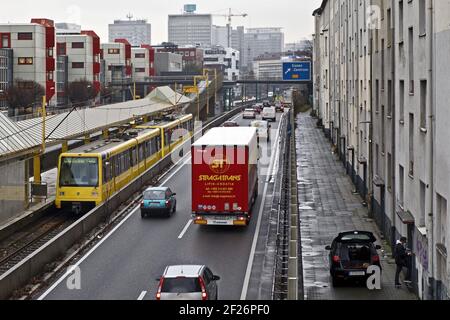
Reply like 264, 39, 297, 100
38, 111, 284, 300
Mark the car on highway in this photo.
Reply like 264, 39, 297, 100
262, 107, 277, 122
262, 100, 271, 108
253, 104, 263, 114
251, 120, 271, 142
155, 265, 220, 300
275, 103, 284, 113
325, 231, 382, 287
222, 120, 239, 127
243, 108, 256, 119
140, 187, 177, 218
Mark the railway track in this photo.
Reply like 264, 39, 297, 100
0, 209, 75, 275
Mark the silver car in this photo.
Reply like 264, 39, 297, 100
155, 265, 220, 300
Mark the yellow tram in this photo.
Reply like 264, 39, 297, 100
55, 114, 194, 213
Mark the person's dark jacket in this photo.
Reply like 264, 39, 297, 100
395, 242, 407, 266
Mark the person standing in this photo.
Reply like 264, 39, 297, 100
394, 237, 412, 287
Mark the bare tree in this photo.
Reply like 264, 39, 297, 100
67, 79, 98, 107
5, 80, 45, 116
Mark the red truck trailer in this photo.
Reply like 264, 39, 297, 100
192, 127, 259, 226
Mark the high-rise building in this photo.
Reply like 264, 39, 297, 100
109, 18, 151, 47
243, 28, 284, 70
168, 13, 213, 47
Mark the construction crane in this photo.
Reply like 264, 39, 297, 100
213, 8, 248, 48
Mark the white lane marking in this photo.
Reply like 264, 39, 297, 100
38, 157, 191, 300
137, 291, 147, 300
240, 114, 285, 301
178, 219, 193, 239
38, 111, 245, 300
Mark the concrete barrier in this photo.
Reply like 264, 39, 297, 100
0, 105, 247, 300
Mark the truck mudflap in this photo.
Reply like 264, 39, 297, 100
193, 214, 250, 226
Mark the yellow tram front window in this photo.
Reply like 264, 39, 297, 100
59, 157, 99, 187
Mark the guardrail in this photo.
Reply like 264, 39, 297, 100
0, 104, 249, 300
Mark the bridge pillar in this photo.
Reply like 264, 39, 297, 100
84, 134, 90, 144
102, 129, 109, 140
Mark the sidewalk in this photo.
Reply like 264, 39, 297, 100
296, 112, 417, 300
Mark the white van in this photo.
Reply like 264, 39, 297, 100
262, 107, 276, 122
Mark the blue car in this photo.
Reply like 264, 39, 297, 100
141, 187, 177, 218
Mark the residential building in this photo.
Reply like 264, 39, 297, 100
0, 48, 13, 109
155, 45, 204, 74
313, 0, 450, 300
101, 39, 132, 84
243, 28, 284, 70
154, 52, 182, 76
0, 18, 56, 108
252, 54, 283, 80
109, 18, 151, 47
203, 46, 239, 81
131, 45, 155, 82
168, 13, 213, 47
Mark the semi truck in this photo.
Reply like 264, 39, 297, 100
191, 127, 259, 226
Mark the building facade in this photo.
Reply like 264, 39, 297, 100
313, 0, 450, 300
131, 46, 155, 82
155, 46, 204, 74
0, 18, 56, 108
154, 52, 182, 76
203, 46, 239, 81
108, 19, 151, 47
243, 28, 284, 70
168, 13, 213, 47
0, 48, 13, 109
101, 39, 132, 84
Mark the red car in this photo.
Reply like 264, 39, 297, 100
253, 104, 263, 114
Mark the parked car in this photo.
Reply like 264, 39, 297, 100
262, 107, 277, 122
251, 120, 271, 142
325, 231, 382, 287
140, 187, 176, 218
243, 108, 256, 119
155, 265, 220, 300
222, 121, 239, 127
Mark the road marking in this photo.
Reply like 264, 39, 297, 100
137, 291, 147, 300
178, 219, 193, 239
240, 113, 285, 300
38, 110, 247, 300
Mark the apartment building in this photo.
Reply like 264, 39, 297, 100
0, 18, 56, 108
168, 13, 213, 47
155, 46, 204, 74
243, 28, 284, 70
203, 46, 239, 81
101, 39, 132, 84
131, 45, 155, 82
109, 18, 151, 47
56, 29, 101, 94
313, 0, 450, 300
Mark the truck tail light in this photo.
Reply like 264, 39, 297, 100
156, 277, 164, 300
198, 277, 208, 301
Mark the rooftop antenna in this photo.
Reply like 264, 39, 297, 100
126, 13, 133, 21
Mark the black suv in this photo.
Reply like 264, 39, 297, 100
325, 231, 382, 287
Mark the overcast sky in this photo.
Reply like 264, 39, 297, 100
0, 0, 323, 44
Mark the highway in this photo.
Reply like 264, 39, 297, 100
38, 111, 285, 300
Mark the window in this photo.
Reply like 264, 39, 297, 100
135, 68, 145, 73
420, 181, 426, 227
381, 105, 385, 153
72, 62, 84, 69
375, 80, 379, 112
409, 27, 414, 94
381, 39, 385, 89
387, 153, 392, 191
1, 33, 10, 48
72, 42, 84, 49
419, 0, 426, 35
399, 165, 405, 206
409, 113, 414, 177
387, 9, 392, 47
400, 80, 405, 123
420, 80, 427, 130
108, 48, 120, 54
387, 80, 392, 117
399, 1, 404, 42
59, 157, 99, 187
18, 32, 33, 40
436, 194, 447, 245
135, 53, 145, 58
18, 57, 33, 65
57, 43, 66, 56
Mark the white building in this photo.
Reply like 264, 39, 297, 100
154, 52, 182, 76
101, 39, 132, 84
0, 19, 56, 108
168, 13, 213, 47
252, 58, 282, 80
313, 0, 450, 300
243, 28, 284, 69
203, 46, 239, 81
108, 18, 151, 47
131, 46, 154, 82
